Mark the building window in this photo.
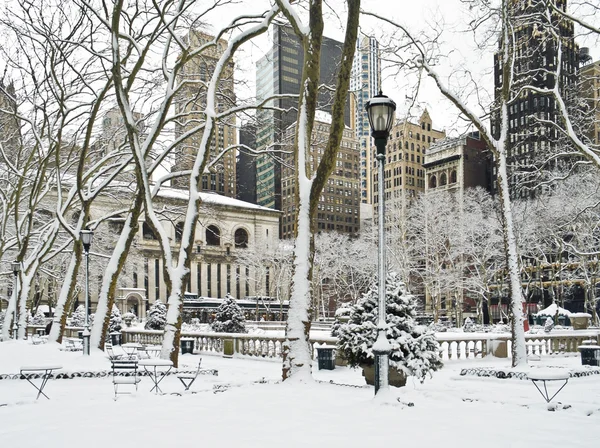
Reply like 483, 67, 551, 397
440, 173, 447, 186
217, 263, 222, 297
429, 175, 437, 188
245, 266, 250, 297
266, 266, 270, 297
206, 225, 220, 246
197, 262, 202, 296
207, 264, 212, 297
450, 170, 457, 184
143, 222, 157, 240
175, 222, 184, 242
234, 228, 249, 248
154, 259, 160, 301
236, 266, 240, 298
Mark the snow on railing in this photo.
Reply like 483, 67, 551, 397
114, 328, 600, 361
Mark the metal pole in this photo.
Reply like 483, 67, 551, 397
12, 272, 18, 340
83, 248, 91, 355
374, 139, 391, 395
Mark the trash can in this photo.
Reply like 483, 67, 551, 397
578, 344, 600, 367
180, 338, 194, 355
110, 332, 122, 346
78, 331, 84, 339
316, 346, 335, 370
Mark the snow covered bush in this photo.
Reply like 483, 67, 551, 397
31, 309, 46, 326
463, 317, 474, 332
544, 316, 554, 333
337, 272, 443, 382
145, 300, 167, 330
122, 312, 136, 327
109, 304, 122, 333
331, 304, 351, 337
211, 293, 247, 333
70, 305, 86, 327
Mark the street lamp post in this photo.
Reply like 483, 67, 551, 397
365, 91, 396, 395
80, 230, 94, 356
11, 261, 20, 340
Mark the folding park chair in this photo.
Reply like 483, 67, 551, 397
105, 342, 123, 361
177, 357, 203, 391
111, 359, 141, 398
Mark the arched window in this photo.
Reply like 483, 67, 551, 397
206, 225, 221, 246
404, 141, 408, 149
143, 222, 157, 240
450, 170, 457, 184
429, 176, 437, 189
234, 228, 249, 248
411, 143, 414, 150
175, 222, 184, 242
440, 173, 447, 186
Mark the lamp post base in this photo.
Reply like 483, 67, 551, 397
82, 328, 91, 356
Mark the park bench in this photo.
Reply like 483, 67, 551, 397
111, 359, 141, 398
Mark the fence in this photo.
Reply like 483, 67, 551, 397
120, 327, 600, 361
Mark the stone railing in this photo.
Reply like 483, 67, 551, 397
26, 325, 83, 339
117, 327, 600, 361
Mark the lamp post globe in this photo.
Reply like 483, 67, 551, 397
80, 229, 94, 355
11, 261, 20, 340
365, 91, 395, 396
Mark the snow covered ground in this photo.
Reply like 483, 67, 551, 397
1, 341, 599, 447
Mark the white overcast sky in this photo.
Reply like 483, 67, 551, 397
200, 0, 598, 136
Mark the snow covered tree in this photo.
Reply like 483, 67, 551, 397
69, 306, 86, 327
463, 317, 474, 333
337, 272, 442, 382
145, 301, 167, 331
109, 304, 122, 333
211, 294, 247, 334
31, 309, 46, 326
544, 316, 554, 333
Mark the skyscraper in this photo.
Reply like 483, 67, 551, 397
373, 110, 445, 220
280, 113, 361, 239
172, 31, 237, 196
350, 34, 381, 205
491, 0, 579, 198
255, 24, 350, 211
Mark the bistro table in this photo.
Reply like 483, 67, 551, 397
20, 365, 62, 400
122, 343, 144, 359
138, 359, 173, 394
528, 369, 570, 403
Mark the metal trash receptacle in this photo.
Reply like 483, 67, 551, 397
316, 346, 335, 370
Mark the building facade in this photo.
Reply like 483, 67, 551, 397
172, 30, 237, 196
350, 34, 381, 205
424, 132, 491, 195
580, 58, 600, 145
373, 110, 445, 218
280, 114, 361, 239
255, 24, 349, 211
491, 0, 579, 198
236, 123, 258, 204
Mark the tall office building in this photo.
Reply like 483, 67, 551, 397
373, 110, 445, 219
255, 24, 350, 211
350, 34, 381, 205
237, 122, 257, 204
172, 31, 237, 196
280, 113, 361, 239
0, 81, 20, 161
491, 0, 579, 198
580, 54, 600, 146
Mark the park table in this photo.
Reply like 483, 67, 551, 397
138, 358, 173, 394
20, 365, 62, 400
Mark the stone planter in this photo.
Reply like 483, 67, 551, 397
571, 315, 590, 330
360, 364, 407, 388
223, 338, 234, 358
335, 349, 348, 367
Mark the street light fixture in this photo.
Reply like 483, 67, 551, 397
11, 261, 21, 340
365, 91, 396, 395
80, 229, 94, 355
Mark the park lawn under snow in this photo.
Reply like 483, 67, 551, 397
1, 343, 599, 448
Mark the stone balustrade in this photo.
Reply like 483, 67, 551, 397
26, 325, 600, 361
